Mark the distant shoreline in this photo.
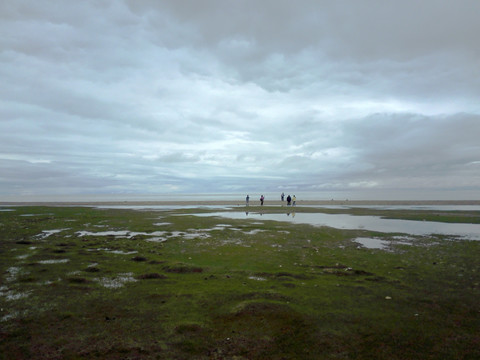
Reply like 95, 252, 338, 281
2, 200, 480, 206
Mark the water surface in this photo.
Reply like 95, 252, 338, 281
193, 211, 480, 240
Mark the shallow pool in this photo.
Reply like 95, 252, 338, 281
192, 211, 480, 240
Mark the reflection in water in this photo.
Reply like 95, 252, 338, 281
192, 211, 480, 240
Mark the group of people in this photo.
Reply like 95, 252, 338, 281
245, 193, 296, 206
281, 192, 296, 206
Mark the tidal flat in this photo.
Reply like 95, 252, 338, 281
1, 205, 479, 359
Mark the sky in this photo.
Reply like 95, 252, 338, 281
1, 0, 480, 201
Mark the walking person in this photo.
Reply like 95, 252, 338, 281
281, 192, 285, 202
260, 195, 265, 206
246, 194, 250, 206
286, 195, 291, 206
292, 195, 296, 206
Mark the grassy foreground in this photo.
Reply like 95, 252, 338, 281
1, 205, 479, 359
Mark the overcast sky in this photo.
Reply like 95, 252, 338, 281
1, 0, 480, 200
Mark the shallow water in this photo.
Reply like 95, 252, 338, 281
354, 236, 415, 250
36, 229, 69, 239
313, 205, 480, 211
354, 237, 389, 249
94, 205, 235, 210
192, 211, 480, 240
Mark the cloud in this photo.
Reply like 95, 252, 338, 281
1, 0, 479, 200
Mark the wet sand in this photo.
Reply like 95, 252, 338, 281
2, 200, 480, 206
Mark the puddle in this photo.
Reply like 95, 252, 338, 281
1, 309, 29, 322
35, 229, 69, 239
211, 224, 232, 230
76, 230, 166, 238
354, 237, 389, 249
242, 229, 265, 235
38, 259, 70, 264
317, 205, 480, 211
88, 248, 137, 255
145, 237, 168, 243
182, 232, 211, 240
0, 289, 31, 301
94, 205, 235, 210
168, 231, 186, 237
192, 212, 480, 240
391, 235, 414, 245
109, 250, 137, 255
20, 213, 54, 217
95, 273, 137, 289
248, 276, 267, 281
77, 230, 130, 237
76, 225, 241, 242
129, 231, 165, 238
6, 267, 22, 282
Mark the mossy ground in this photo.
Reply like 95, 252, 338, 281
1, 205, 479, 359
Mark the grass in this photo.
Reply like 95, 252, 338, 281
0, 205, 479, 359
